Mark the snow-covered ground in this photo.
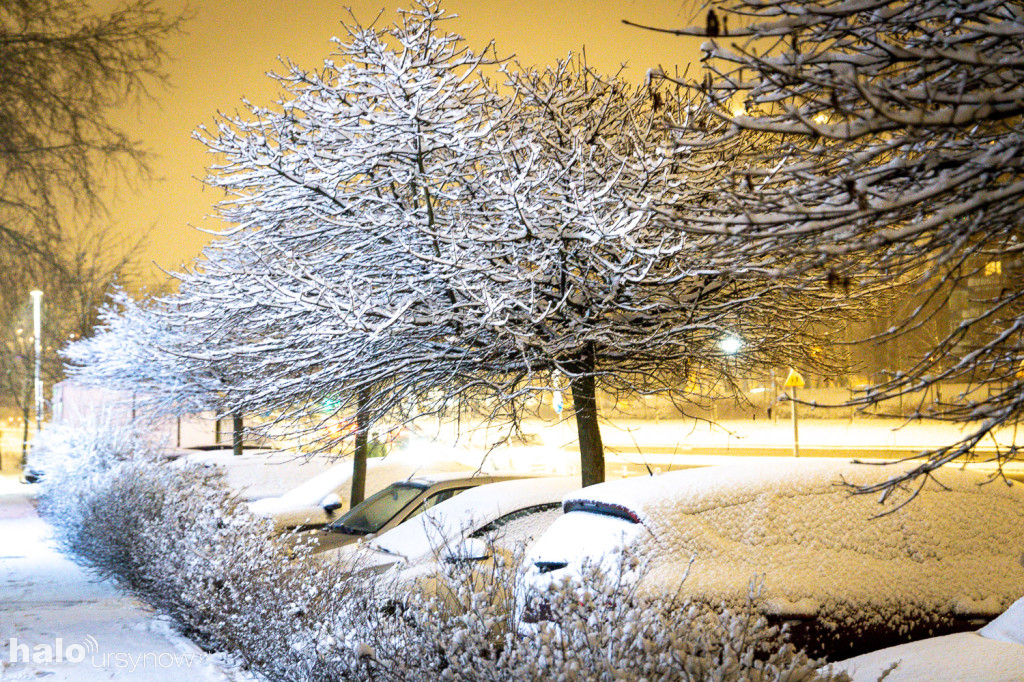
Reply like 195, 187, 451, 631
0, 475, 252, 681
508, 417, 1024, 479
591, 416, 1021, 453
188, 418, 1024, 501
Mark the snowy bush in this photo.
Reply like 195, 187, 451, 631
36, 422, 355, 680
39, 422, 847, 681
31, 415, 163, 484
317, 542, 849, 682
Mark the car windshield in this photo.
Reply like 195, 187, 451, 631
327, 482, 426, 535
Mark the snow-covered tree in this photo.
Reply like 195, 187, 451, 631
2, 227, 145, 461
0, 0, 183, 252
422, 56, 862, 485
1, 0, 182, 455
63, 287, 226, 419
169, 2, 863, 488
650, 0, 1024, 487
174, 0, 512, 499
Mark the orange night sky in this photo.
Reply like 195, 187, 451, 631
106, 1, 706, 278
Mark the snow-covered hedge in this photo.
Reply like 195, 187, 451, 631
327, 549, 848, 682
35, 421, 351, 679
37, 422, 847, 681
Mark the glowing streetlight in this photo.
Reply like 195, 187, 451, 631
30, 290, 43, 433
720, 335, 742, 355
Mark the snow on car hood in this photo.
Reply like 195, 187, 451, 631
543, 459, 1024, 616
173, 449, 338, 500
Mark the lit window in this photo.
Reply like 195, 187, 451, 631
984, 261, 1002, 276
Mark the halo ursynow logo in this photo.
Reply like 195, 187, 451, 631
7, 635, 207, 670
8, 635, 96, 664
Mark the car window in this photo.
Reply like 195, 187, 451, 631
329, 483, 425, 534
471, 503, 562, 551
403, 486, 473, 522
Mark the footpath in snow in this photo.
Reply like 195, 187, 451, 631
0, 475, 249, 681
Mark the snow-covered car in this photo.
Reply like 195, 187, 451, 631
19, 466, 43, 484
304, 472, 533, 554
323, 476, 581, 580
831, 595, 1024, 681
168, 446, 333, 500
248, 457, 475, 530
522, 459, 1024, 660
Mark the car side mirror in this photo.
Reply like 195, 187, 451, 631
320, 493, 342, 515
444, 537, 490, 564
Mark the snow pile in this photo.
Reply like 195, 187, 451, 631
831, 593, 1024, 679
832, 631, 1024, 681
980, 595, 1024, 645
832, 595, 1024, 680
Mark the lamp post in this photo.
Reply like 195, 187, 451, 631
30, 290, 43, 433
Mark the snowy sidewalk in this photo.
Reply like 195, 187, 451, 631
0, 475, 249, 681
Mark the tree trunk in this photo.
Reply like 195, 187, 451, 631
570, 344, 604, 487
351, 388, 370, 507
232, 411, 243, 457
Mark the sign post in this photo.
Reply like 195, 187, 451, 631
784, 368, 805, 457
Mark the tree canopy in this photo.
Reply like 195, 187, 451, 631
1, 0, 183, 452
652, 0, 1024, 489
68, 1, 862, 488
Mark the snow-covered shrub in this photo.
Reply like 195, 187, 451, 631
504, 557, 846, 682
34, 416, 164, 564
319, 541, 849, 682
36, 422, 356, 681
32, 415, 163, 486
37, 421, 847, 681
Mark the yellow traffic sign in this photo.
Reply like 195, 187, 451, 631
784, 368, 805, 389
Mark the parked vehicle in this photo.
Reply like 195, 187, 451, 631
162, 443, 277, 460
323, 476, 581, 578
168, 446, 319, 500
305, 472, 533, 554
522, 459, 1024, 660
249, 457, 475, 530
19, 466, 43, 484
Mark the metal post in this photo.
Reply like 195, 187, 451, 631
791, 386, 800, 457
30, 290, 43, 433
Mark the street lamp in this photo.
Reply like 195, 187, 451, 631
30, 290, 43, 433
720, 336, 742, 355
